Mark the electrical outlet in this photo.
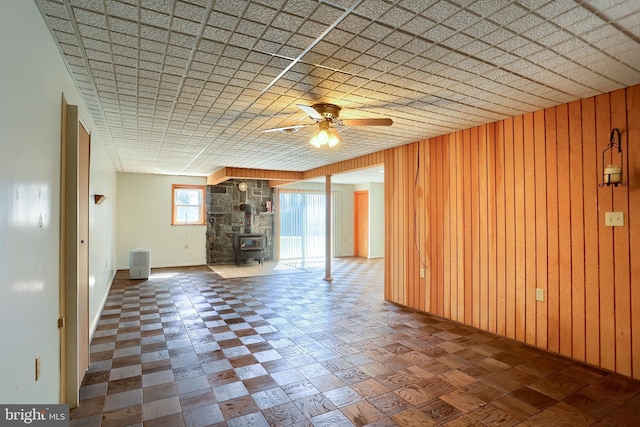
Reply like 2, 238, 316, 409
605, 212, 624, 227
419, 268, 425, 278
535, 288, 545, 302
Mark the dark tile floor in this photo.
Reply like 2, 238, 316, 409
71, 258, 640, 426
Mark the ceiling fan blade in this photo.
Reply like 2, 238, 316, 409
338, 118, 393, 127
261, 124, 308, 133
296, 104, 323, 120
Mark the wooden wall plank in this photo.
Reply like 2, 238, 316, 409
384, 150, 391, 301
533, 110, 548, 350
582, 97, 600, 367
431, 140, 439, 314
399, 146, 406, 306
456, 132, 465, 323
422, 140, 431, 312
437, 137, 445, 315
412, 143, 419, 310
611, 89, 632, 377
407, 144, 415, 308
488, 123, 498, 334
471, 127, 480, 328
596, 93, 616, 372
569, 100, 586, 362
479, 125, 489, 331
523, 113, 537, 345
450, 134, 459, 321
503, 119, 516, 339
513, 115, 526, 342
443, 136, 452, 318
495, 121, 507, 336
627, 85, 640, 379
463, 129, 473, 325
556, 104, 573, 357
545, 108, 560, 353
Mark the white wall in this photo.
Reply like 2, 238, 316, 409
89, 141, 118, 336
116, 174, 207, 269
0, 0, 117, 404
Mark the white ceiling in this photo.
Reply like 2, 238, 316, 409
35, 0, 640, 178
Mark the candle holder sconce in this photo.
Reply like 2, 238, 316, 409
599, 128, 627, 187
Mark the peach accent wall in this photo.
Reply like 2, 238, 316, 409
384, 84, 640, 379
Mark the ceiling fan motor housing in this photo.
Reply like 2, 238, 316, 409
312, 103, 341, 120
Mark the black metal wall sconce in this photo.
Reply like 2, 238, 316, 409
599, 128, 627, 187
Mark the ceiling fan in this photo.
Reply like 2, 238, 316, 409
262, 103, 393, 147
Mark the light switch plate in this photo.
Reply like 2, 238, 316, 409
535, 288, 545, 302
605, 212, 624, 227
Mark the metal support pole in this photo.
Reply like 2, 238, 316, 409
324, 174, 332, 282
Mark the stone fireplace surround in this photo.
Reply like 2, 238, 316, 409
206, 179, 274, 264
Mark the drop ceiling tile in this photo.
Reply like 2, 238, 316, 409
487, 3, 528, 26
552, 6, 593, 28
360, 22, 394, 42
379, 6, 417, 28
174, 2, 206, 21
403, 15, 437, 35
73, 8, 107, 27
171, 16, 201, 35
338, 14, 370, 35
108, 16, 137, 34
538, 28, 574, 48
242, 1, 277, 22
425, 1, 463, 23
567, 15, 608, 35
420, 24, 457, 43
105, 1, 138, 20
443, 9, 480, 31
78, 25, 109, 40
111, 44, 137, 58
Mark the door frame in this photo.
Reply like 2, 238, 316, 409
59, 97, 90, 407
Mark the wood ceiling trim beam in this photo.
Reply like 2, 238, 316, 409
206, 167, 303, 185
302, 150, 386, 180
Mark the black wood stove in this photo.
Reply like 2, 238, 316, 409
233, 202, 266, 265
233, 233, 267, 266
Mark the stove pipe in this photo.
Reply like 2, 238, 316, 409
239, 203, 253, 233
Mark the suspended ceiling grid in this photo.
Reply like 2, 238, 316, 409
34, 0, 640, 176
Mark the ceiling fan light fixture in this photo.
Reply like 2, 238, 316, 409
327, 128, 342, 147
310, 121, 341, 148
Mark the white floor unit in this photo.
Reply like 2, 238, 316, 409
129, 248, 150, 279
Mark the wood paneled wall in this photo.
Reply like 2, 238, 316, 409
384, 84, 640, 379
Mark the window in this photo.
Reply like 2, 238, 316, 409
171, 184, 205, 225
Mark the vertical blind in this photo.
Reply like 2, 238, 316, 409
278, 189, 337, 260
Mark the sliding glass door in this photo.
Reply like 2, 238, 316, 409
279, 190, 334, 260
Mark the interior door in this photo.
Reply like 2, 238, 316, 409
354, 190, 369, 258
59, 99, 90, 407
77, 121, 90, 388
